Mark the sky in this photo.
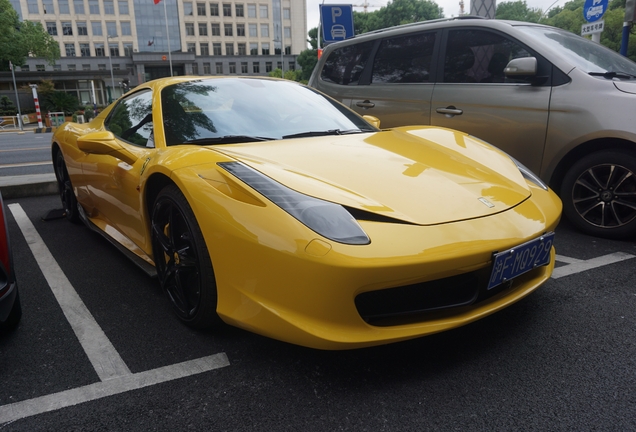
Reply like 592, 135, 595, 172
305, 0, 566, 32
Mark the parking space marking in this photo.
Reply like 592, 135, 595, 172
0, 353, 230, 424
9, 203, 131, 381
553, 252, 635, 279
3, 204, 231, 424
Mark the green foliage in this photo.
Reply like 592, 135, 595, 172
0, 0, 60, 71
0, 95, 17, 116
297, 49, 318, 81
495, 1, 542, 22
268, 68, 283, 78
43, 92, 79, 115
354, 0, 444, 34
83, 105, 95, 121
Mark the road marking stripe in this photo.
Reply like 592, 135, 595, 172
0, 353, 230, 424
555, 255, 584, 264
8, 203, 131, 381
0, 161, 52, 169
0, 147, 50, 152
552, 252, 636, 279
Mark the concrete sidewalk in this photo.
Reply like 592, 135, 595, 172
0, 174, 58, 199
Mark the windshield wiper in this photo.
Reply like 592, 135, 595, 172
589, 71, 636, 79
183, 135, 274, 145
282, 129, 368, 139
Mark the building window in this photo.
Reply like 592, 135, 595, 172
65, 43, 76, 57
213, 43, 222, 56
277, 61, 282, 69
184, 2, 193, 15
36, 64, 46, 71
252, 62, 259, 73
265, 61, 272, 72
229, 62, 236, 73
210, 2, 219, 16
46, 22, 58, 36
197, 2, 206, 15
261, 42, 269, 55
106, 21, 117, 36
43, 0, 54, 14
237, 24, 245, 37
103, 0, 114, 14
187, 43, 196, 53
98, 63, 106, 70
109, 44, 119, 56
249, 43, 258, 55
124, 43, 133, 56
112, 63, 119, 70
260, 24, 268, 38
224, 23, 233, 37
95, 43, 105, 56
192, 63, 198, 75
62, 22, 73, 36
21, 65, 30, 72
283, 8, 290, 19
200, 43, 209, 56
249, 23, 257, 37
77, 22, 88, 35
126, 63, 134, 74
247, 3, 256, 17
92, 21, 102, 36
284, 27, 291, 39
27, 0, 39, 13
241, 62, 248, 73
80, 43, 90, 56
203, 62, 211, 74
118, 0, 128, 14
223, 3, 231, 16
88, 0, 99, 14
121, 22, 131, 36
237, 43, 246, 55
236, 3, 244, 16
53, 64, 61, 72
58, 0, 70, 14
215, 62, 223, 74
74, 0, 85, 14
83, 64, 91, 70
289, 61, 295, 70
198, 23, 208, 36
68, 64, 76, 71
185, 23, 195, 36
285, 45, 291, 55
211, 23, 220, 36
259, 4, 267, 18
225, 42, 233, 55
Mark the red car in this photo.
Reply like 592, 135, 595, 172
0, 191, 21, 332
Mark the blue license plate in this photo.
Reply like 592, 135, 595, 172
487, 232, 555, 290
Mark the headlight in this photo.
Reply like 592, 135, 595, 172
219, 162, 370, 245
510, 156, 548, 190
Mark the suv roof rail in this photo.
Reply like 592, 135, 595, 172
358, 15, 487, 37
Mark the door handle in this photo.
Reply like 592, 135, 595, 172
356, 100, 375, 109
436, 106, 463, 116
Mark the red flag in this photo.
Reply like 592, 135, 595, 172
154, 0, 161, 4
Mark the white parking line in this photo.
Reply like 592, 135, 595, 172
3, 204, 230, 424
553, 252, 636, 279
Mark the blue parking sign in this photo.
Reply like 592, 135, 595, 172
583, 0, 608, 22
320, 4, 354, 44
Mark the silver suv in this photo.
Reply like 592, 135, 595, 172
309, 17, 636, 239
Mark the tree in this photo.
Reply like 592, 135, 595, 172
296, 49, 318, 82
0, 0, 60, 71
496, 1, 542, 22
354, 0, 444, 34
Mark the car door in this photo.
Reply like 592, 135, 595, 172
81, 89, 155, 251
348, 31, 439, 128
430, 28, 552, 174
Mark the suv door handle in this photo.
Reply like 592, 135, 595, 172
436, 106, 463, 116
356, 100, 375, 109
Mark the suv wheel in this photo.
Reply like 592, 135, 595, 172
561, 151, 636, 239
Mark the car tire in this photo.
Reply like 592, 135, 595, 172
54, 151, 81, 224
0, 290, 22, 332
151, 184, 219, 329
561, 150, 636, 239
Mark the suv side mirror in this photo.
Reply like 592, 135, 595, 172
504, 57, 537, 77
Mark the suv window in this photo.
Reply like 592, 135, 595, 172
320, 41, 374, 85
444, 29, 531, 84
372, 32, 436, 84
106, 90, 154, 147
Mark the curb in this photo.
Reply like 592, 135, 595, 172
0, 174, 58, 200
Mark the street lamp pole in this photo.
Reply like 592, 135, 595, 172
107, 35, 117, 103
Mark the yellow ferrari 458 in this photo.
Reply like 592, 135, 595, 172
52, 76, 562, 349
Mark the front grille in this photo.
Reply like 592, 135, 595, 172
355, 267, 517, 326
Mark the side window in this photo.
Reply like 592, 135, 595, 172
372, 32, 436, 84
106, 90, 154, 147
444, 29, 531, 84
320, 41, 374, 85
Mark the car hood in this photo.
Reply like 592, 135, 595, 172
209, 126, 531, 225
614, 80, 636, 95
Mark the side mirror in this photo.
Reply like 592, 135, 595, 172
77, 131, 139, 165
362, 115, 381, 129
504, 57, 537, 77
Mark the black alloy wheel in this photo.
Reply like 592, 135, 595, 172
151, 184, 218, 329
561, 151, 636, 239
54, 151, 81, 223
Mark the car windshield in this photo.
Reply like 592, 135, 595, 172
515, 25, 636, 76
161, 78, 376, 146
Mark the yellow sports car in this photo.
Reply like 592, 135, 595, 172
51, 76, 562, 349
